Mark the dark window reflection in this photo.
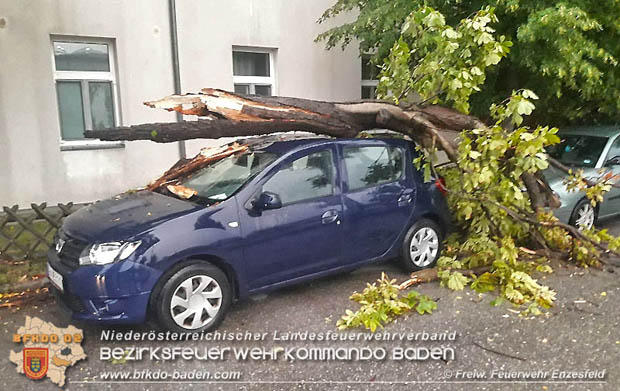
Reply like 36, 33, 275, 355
263, 150, 334, 204
344, 146, 403, 190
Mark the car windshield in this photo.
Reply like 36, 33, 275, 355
547, 134, 608, 168
177, 151, 277, 203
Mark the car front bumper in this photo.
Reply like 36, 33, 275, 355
47, 249, 160, 324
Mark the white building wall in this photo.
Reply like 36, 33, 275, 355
176, 0, 360, 156
0, 0, 360, 206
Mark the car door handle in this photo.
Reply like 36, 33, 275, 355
398, 189, 414, 206
321, 210, 339, 224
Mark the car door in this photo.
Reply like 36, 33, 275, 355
600, 135, 620, 217
339, 141, 416, 264
240, 146, 343, 290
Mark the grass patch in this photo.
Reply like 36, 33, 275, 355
0, 258, 46, 286
0, 221, 56, 260
0, 220, 53, 287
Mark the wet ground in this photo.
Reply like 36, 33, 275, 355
0, 218, 619, 391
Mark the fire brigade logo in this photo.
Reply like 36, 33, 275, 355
23, 348, 49, 380
10, 316, 86, 386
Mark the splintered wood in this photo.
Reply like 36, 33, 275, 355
147, 142, 248, 191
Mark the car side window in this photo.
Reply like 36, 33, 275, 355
344, 145, 404, 191
262, 150, 334, 204
605, 136, 620, 164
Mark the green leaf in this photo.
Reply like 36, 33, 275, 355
490, 297, 505, 307
471, 272, 497, 293
415, 295, 438, 314
516, 100, 535, 115
447, 272, 469, 291
469, 150, 482, 159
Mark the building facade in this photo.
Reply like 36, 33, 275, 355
0, 0, 365, 207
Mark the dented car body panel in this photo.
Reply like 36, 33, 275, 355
48, 138, 451, 324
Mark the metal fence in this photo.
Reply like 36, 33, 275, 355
0, 203, 85, 260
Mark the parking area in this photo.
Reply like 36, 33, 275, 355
1, 220, 619, 390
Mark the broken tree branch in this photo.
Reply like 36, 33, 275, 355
85, 88, 466, 148
85, 88, 558, 213
147, 142, 248, 191
398, 266, 492, 290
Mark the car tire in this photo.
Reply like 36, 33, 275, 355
400, 219, 443, 272
568, 198, 596, 230
156, 262, 232, 333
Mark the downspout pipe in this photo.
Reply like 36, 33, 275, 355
168, 0, 187, 158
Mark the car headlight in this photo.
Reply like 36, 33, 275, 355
79, 241, 142, 266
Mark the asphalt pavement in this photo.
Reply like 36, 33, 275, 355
1, 219, 619, 391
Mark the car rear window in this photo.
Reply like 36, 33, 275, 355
343, 145, 404, 191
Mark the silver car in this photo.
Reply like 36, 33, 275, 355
545, 126, 620, 229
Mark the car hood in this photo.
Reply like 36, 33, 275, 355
542, 165, 599, 191
63, 190, 202, 242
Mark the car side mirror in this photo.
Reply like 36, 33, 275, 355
605, 156, 620, 166
252, 191, 282, 210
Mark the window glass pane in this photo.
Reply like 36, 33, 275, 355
233, 51, 270, 76
88, 82, 115, 129
254, 85, 272, 96
361, 55, 379, 80
234, 84, 250, 94
548, 135, 608, 168
263, 150, 334, 204
54, 42, 110, 72
180, 152, 277, 202
344, 146, 403, 191
56, 81, 86, 140
362, 86, 376, 99
606, 137, 620, 161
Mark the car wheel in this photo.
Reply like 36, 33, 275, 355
569, 199, 596, 230
400, 219, 443, 272
156, 263, 232, 333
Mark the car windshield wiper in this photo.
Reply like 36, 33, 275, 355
188, 195, 218, 206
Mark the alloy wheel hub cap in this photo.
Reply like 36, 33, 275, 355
576, 204, 595, 230
410, 227, 439, 267
170, 275, 222, 329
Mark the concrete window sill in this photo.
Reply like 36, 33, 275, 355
60, 141, 125, 151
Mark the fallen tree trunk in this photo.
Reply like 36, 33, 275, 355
86, 89, 472, 154
86, 88, 559, 207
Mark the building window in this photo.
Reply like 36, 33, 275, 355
361, 54, 379, 99
52, 40, 120, 143
233, 48, 275, 96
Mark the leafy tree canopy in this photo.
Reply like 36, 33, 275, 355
317, 0, 620, 125
314, 1, 620, 328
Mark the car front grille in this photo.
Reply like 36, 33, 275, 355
57, 230, 89, 270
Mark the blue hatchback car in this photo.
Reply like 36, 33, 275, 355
47, 136, 450, 332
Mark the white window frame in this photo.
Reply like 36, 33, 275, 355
361, 80, 379, 99
361, 54, 379, 99
51, 36, 123, 151
232, 46, 277, 96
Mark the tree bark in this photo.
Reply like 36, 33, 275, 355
85, 89, 471, 146
85, 88, 559, 207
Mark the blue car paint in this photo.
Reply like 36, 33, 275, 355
48, 138, 450, 324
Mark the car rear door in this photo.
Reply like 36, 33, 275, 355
339, 141, 416, 264
600, 135, 620, 216
239, 145, 344, 290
